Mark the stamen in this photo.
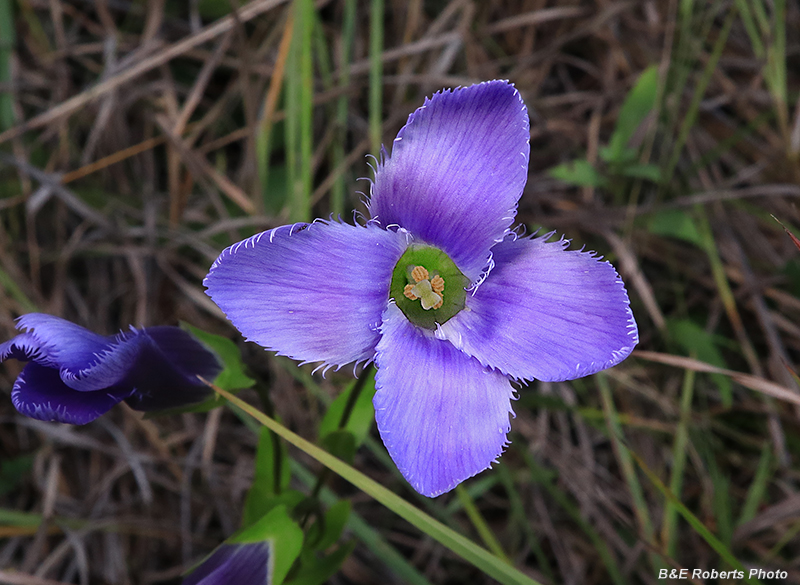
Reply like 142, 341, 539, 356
431, 275, 444, 294
404, 283, 418, 300
411, 265, 429, 283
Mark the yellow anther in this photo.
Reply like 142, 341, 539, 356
431, 275, 444, 294
411, 265, 429, 283
404, 283, 418, 300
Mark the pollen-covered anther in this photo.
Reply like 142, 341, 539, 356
431, 275, 444, 294
411, 265, 429, 283
404, 283, 418, 300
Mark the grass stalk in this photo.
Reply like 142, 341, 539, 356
369, 0, 384, 156
661, 366, 695, 557
597, 373, 665, 574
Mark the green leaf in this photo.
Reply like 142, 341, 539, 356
231, 505, 304, 585
606, 65, 659, 163
0, 455, 32, 496
320, 430, 357, 464
318, 372, 377, 446
630, 450, 759, 584
181, 323, 256, 391
667, 319, 732, 407
256, 425, 292, 494
646, 209, 703, 246
548, 159, 607, 187
243, 490, 305, 530
242, 426, 294, 526
619, 163, 661, 182
286, 541, 356, 585
314, 500, 351, 552
197, 0, 232, 20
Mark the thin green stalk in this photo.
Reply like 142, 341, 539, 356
213, 383, 542, 585
298, 0, 314, 222
497, 466, 556, 584
694, 204, 758, 394
455, 484, 510, 563
292, 461, 435, 585
661, 366, 695, 557
521, 450, 626, 585
663, 4, 736, 189
737, 443, 773, 527
369, 0, 384, 156
310, 364, 375, 499
286, 0, 313, 223
0, 0, 15, 131
767, 0, 787, 139
630, 450, 761, 585
331, 0, 356, 216
597, 373, 665, 574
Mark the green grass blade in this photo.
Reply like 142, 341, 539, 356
285, 0, 313, 223
733, 0, 764, 58
630, 450, 762, 584
297, 0, 314, 222
737, 443, 772, 527
212, 384, 542, 585
331, 0, 356, 216
664, 5, 736, 187
662, 366, 695, 557
291, 460, 434, 585
455, 484, 510, 563
597, 373, 665, 573
497, 465, 556, 584
369, 0, 384, 156
0, 0, 15, 131
521, 450, 626, 585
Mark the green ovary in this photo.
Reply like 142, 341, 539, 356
389, 245, 469, 330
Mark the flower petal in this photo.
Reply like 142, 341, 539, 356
373, 304, 514, 497
368, 80, 530, 281
122, 327, 220, 411
182, 542, 270, 585
204, 221, 408, 368
437, 234, 638, 382
12, 363, 131, 424
1, 314, 109, 370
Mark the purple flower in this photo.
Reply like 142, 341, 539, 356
204, 81, 638, 497
0, 313, 222, 424
182, 542, 270, 585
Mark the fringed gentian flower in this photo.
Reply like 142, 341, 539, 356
182, 542, 270, 585
0, 313, 222, 424
204, 80, 638, 497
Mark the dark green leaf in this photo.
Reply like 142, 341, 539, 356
232, 505, 304, 585
646, 209, 703, 246
320, 430, 356, 464
606, 65, 659, 163
181, 322, 256, 391
286, 541, 356, 585
667, 319, 732, 407
319, 372, 376, 446
548, 159, 607, 188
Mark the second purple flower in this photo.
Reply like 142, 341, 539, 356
204, 80, 639, 497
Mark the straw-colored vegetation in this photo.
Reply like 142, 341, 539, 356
1, 0, 799, 583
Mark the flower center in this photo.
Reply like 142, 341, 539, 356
390, 245, 468, 330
